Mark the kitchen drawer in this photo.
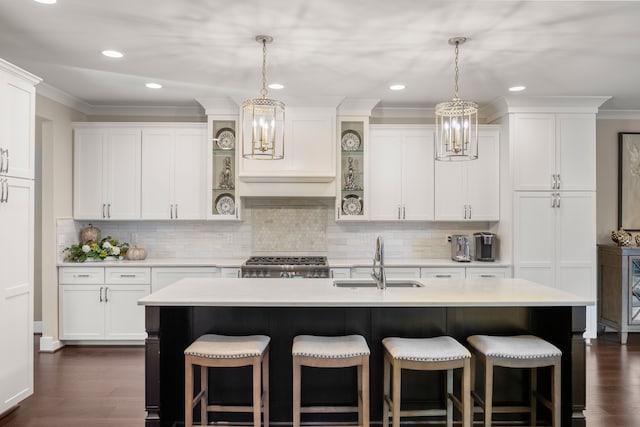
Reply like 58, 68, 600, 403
420, 268, 465, 279
59, 267, 105, 285
351, 267, 421, 279
105, 267, 151, 284
466, 267, 511, 279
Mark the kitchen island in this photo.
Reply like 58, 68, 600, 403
139, 277, 591, 427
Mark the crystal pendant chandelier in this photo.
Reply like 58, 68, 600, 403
242, 35, 285, 160
435, 37, 478, 161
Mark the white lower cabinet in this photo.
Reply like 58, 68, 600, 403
151, 267, 218, 292
330, 268, 351, 279
465, 267, 511, 279
351, 267, 421, 279
420, 268, 466, 279
59, 267, 150, 341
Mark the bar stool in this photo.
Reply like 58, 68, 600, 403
382, 336, 472, 427
467, 334, 562, 427
292, 334, 370, 427
184, 334, 270, 427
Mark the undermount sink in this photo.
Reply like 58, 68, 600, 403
333, 280, 424, 289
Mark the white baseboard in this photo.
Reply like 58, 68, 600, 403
33, 321, 43, 334
39, 336, 64, 353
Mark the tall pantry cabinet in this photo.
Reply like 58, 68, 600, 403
505, 98, 608, 339
0, 59, 40, 416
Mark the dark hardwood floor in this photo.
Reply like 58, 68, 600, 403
0, 333, 639, 426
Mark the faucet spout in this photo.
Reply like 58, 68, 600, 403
371, 235, 386, 290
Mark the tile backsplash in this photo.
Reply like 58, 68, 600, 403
58, 198, 493, 262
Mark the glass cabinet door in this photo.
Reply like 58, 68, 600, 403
210, 119, 238, 219
629, 257, 640, 324
338, 119, 365, 219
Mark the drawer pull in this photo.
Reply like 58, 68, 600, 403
74, 274, 91, 278
119, 274, 137, 278
480, 274, 497, 278
435, 274, 452, 278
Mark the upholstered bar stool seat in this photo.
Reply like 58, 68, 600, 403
292, 334, 370, 427
382, 336, 472, 427
184, 334, 270, 427
467, 334, 562, 427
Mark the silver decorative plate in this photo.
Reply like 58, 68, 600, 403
215, 193, 235, 215
341, 130, 361, 151
215, 128, 235, 150
342, 194, 362, 215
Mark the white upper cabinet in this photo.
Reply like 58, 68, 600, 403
0, 64, 37, 180
141, 125, 207, 220
512, 113, 595, 191
369, 125, 434, 221
238, 107, 336, 181
434, 127, 500, 221
73, 125, 141, 220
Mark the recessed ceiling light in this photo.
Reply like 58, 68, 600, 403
389, 84, 406, 91
101, 50, 124, 58
34, 0, 56, 4
268, 83, 284, 90
145, 83, 162, 89
509, 85, 526, 92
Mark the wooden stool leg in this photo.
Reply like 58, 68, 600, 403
357, 363, 363, 426
253, 358, 261, 427
292, 356, 301, 427
530, 367, 537, 427
484, 360, 493, 427
200, 366, 207, 425
446, 369, 453, 427
392, 362, 401, 427
552, 361, 561, 427
383, 354, 391, 427
185, 357, 193, 427
462, 359, 471, 427
362, 356, 370, 427
263, 350, 269, 427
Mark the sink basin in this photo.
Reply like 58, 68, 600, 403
333, 280, 424, 289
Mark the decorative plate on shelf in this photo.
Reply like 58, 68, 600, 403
215, 128, 235, 150
342, 194, 362, 215
341, 130, 361, 151
215, 193, 235, 215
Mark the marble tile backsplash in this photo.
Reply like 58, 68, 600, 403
58, 199, 492, 261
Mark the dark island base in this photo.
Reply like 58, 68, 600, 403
145, 306, 586, 427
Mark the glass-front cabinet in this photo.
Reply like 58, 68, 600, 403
337, 117, 368, 220
208, 117, 240, 220
630, 257, 640, 324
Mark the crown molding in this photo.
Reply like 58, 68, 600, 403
597, 109, 640, 120
0, 58, 41, 85
483, 96, 612, 122
37, 83, 205, 117
337, 98, 380, 116
36, 82, 93, 114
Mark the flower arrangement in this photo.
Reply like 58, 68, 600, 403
63, 237, 129, 262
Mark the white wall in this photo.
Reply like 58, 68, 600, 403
596, 118, 640, 244
35, 94, 86, 349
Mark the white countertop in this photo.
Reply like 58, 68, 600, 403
138, 277, 592, 308
59, 257, 508, 268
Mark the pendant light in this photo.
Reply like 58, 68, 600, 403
241, 35, 285, 160
435, 37, 478, 161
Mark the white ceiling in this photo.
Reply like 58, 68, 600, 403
1, 0, 638, 114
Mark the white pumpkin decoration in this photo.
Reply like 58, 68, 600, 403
126, 246, 147, 260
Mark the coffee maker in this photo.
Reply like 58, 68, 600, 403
474, 232, 497, 261
450, 235, 471, 262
